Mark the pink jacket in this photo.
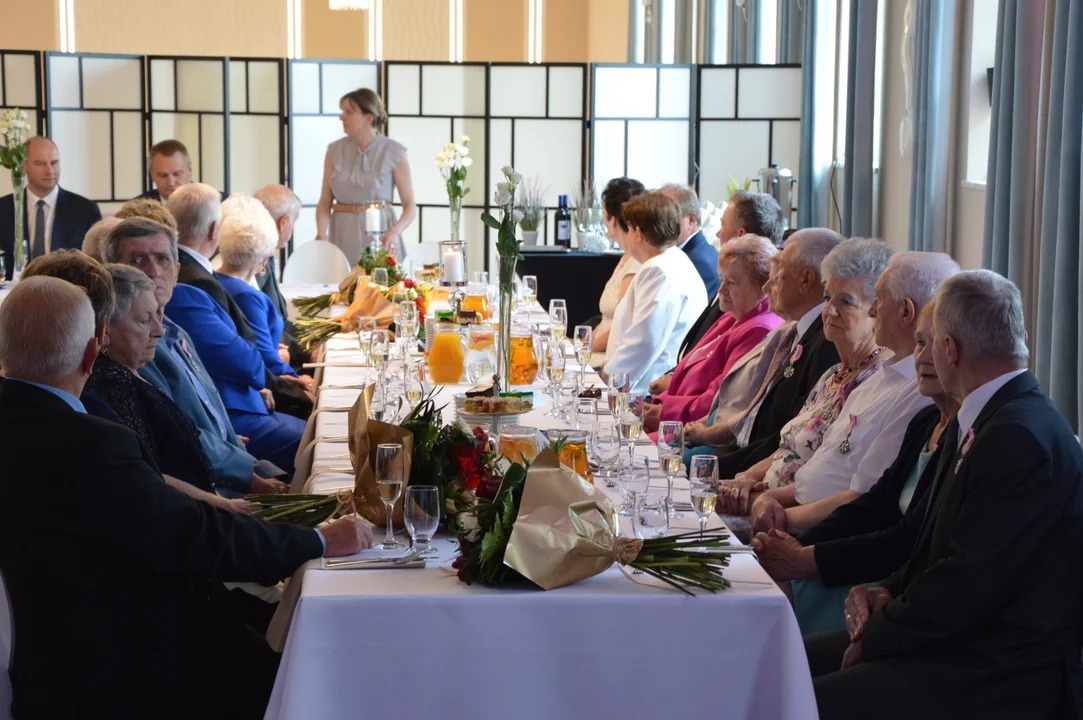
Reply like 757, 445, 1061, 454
655, 301, 783, 424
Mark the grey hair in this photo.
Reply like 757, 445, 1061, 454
719, 233, 779, 286
105, 264, 157, 324
103, 217, 179, 264
659, 184, 701, 226
884, 251, 960, 312
821, 237, 893, 301
0, 276, 95, 382
166, 183, 222, 248
934, 270, 1029, 362
729, 191, 784, 245
253, 184, 302, 221
788, 227, 844, 283
218, 193, 279, 268
81, 217, 122, 262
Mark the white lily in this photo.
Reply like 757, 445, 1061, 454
512, 208, 524, 223
508, 171, 523, 185
501, 165, 515, 177
462, 157, 473, 167
493, 189, 512, 207
460, 135, 470, 146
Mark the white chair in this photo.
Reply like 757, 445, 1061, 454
282, 241, 352, 285
1, 570, 13, 720
403, 241, 442, 276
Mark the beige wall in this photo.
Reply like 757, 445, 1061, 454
385, 0, 449, 61
464, 0, 525, 62
73, 0, 286, 57
0, 0, 58, 51
304, 3, 368, 59
587, 0, 629, 62
543, 0, 588, 63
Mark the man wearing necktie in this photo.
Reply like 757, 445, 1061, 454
807, 270, 1083, 720
0, 136, 101, 279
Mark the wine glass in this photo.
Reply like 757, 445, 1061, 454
690, 454, 719, 488
473, 271, 489, 285
372, 267, 389, 287
549, 305, 568, 345
375, 443, 405, 550
522, 275, 538, 310
558, 374, 581, 422
370, 329, 391, 385
403, 370, 424, 410
545, 342, 566, 417
575, 398, 598, 433
633, 490, 670, 540
404, 485, 440, 556
690, 482, 718, 542
592, 421, 622, 488
357, 316, 377, 366
573, 325, 593, 384
657, 421, 685, 518
618, 456, 650, 517
397, 300, 418, 361
618, 394, 644, 469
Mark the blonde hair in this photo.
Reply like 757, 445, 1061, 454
341, 88, 387, 131
115, 198, 177, 230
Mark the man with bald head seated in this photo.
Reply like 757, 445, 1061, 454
0, 136, 102, 279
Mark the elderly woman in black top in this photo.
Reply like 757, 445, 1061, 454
85, 264, 248, 512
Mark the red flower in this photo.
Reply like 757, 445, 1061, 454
472, 426, 490, 447
402, 277, 416, 289
449, 441, 483, 491
385, 256, 397, 267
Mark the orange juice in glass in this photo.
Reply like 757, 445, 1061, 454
497, 425, 539, 464
461, 282, 491, 320
428, 323, 465, 383
509, 327, 539, 385
555, 430, 593, 484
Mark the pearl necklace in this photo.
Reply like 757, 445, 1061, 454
833, 347, 883, 384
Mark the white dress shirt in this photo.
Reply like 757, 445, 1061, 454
956, 369, 1029, 445
792, 353, 934, 504
26, 185, 60, 253
734, 303, 825, 446
604, 246, 708, 395
178, 244, 216, 275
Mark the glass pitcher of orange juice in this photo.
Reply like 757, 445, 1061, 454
509, 325, 539, 386
461, 281, 491, 321
428, 321, 465, 384
497, 425, 539, 464
553, 429, 593, 484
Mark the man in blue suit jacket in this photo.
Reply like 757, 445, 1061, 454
660, 184, 719, 299
0, 137, 101, 280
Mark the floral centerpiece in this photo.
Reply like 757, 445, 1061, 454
481, 166, 524, 390
294, 248, 403, 317
435, 136, 472, 242
0, 108, 32, 278
294, 276, 431, 351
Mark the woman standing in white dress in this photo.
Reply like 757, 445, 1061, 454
589, 177, 646, 367
315, 88, 417, 263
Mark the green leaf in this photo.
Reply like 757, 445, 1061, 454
481, 213, 502, 231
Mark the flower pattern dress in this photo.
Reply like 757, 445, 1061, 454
763, 357, 887, 489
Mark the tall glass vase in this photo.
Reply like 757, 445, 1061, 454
9, 170, 28, 280
497, 253, 518, 392
449, 196, 463, 242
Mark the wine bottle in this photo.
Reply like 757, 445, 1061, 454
555, 194, 572, 249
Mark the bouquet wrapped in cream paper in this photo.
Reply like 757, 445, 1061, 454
452, 450, 733, 594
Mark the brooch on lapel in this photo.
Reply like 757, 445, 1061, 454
179, 337, 194, 361
838, 414, 858, 454
955, 428, 976, 473
783, 344, 803, 378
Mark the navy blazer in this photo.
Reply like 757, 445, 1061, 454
680, 230, 720, 299
0, 187, 101, 279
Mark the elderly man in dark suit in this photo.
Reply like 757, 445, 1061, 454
809, 270, 1083, 720
659, 183, 720, 300
0, 276, 372, 719
0, 136, 101, 280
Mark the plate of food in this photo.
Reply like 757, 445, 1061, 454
454, 383, 547, 418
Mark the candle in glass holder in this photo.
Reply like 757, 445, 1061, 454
365, 205, 383, 234
441, 241, 465, 285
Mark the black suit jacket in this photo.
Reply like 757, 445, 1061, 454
0, 187, 101, 279
676, 296, 725, 361
0, 380, 322, 718
715, 316, 840, 478
863, 372, 1083, 720
256, 256, 312, 371
798, 404, 942, 587
139, 187, 229, 202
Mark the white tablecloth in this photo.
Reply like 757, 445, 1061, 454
265, 292, 817, 720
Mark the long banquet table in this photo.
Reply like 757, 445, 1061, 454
264, 286, 817, 720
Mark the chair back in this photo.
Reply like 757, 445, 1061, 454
0, 569, 12, 720
282, 241, 352, 285
403, 241, 442, 276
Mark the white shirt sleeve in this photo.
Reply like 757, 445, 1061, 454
603, 264, 681, 393
847, 388, 934, 494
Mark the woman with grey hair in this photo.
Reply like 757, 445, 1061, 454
84, 264, 218, 495
717, 238, 892, 528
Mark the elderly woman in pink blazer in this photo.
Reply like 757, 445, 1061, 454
644, 234, 782, 431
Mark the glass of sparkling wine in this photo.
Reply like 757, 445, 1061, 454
690, 483, 718, 542
690, 454, 719, 488
404, 485, 440, 556
375, 443, 405, 550
573, 324, 593, 384
618, 394, 644, 469
370, 329, 391, 385
545, 343, 566, 417
549, 305, 568, 345
522, 275, 538, 309
357, 316, 377, 366
657, 421, 685, 518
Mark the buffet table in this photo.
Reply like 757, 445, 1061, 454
265, 287, 816, 720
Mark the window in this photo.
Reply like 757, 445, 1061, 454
965, 0, 998, 185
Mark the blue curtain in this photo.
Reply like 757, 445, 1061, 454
729, 0, 762, 62
777, 0, 805, 64
1034, 0, 1083, 432
841, 0, 879, 237
798, 0, 839, 229
907, 0, 957, 252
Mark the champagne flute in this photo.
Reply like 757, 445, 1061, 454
657, 421, 685, 519
592, 421, 621, 488
549, 305, 568, 344
618, 456, 650, 517
372, 267, 389, 287
633, 490, 670, 540
573, 324, 593, 384
404, 485, 440, 556
397, 300, 418, 361
690, 454, 719, 488
575, 398, 598, 433
690, 483, 718, 541
619, 394, 644, 469
546, 343, 566, 418
375, 443, 405, 550
522, 275, 538, 309
370, 329, 391, 385
559, 374, 581, 421
357, 316, 377, 366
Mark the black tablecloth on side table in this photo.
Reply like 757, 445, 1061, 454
516, 249, 622, 328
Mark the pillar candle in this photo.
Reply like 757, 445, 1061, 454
365, 205, 383, 233
443, 249, 464, 283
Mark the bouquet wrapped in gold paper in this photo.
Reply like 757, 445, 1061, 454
451, 450, 733, 594
295, 277, 433, 352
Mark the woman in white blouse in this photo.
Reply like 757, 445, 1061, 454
590, 177, 646, 367
602, 192, 709, 394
